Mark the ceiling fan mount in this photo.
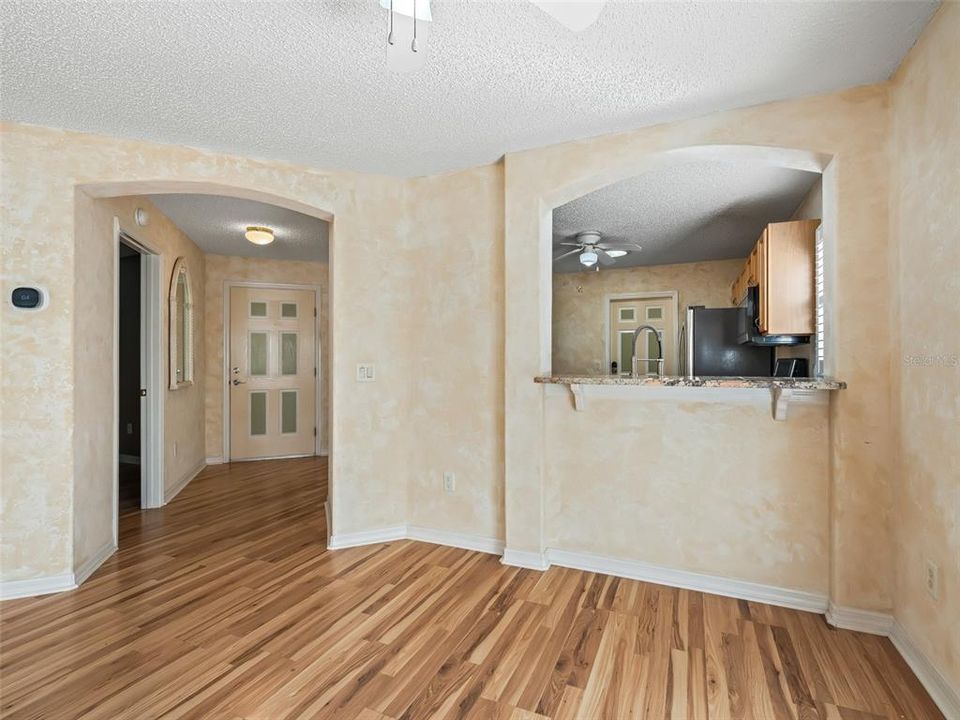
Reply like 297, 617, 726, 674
554, 230, 641, 269
382, 0, 607, 73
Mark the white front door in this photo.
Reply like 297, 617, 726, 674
229, 286, 316, 461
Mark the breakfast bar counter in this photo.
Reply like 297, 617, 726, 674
535, 374, 845, 419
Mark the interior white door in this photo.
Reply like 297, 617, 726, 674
229, 286, 316, 461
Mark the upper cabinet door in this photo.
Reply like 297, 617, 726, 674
765, 220, 818, 335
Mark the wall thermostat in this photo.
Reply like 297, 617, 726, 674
11, 286, 46, 310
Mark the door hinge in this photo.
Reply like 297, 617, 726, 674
313, 427, 317, 437
314, 307, 317, 317
314, 367, 317, 377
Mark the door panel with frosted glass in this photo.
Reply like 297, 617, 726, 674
229, 287, 316, 460
609, 297, 676, 375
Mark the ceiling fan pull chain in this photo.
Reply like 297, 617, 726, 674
411, 0, 418, 52
387, 0, 394, 45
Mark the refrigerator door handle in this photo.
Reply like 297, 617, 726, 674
685, 307, 695, 378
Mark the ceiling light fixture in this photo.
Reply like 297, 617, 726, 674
245, 226, 274, 245
579, 250, 598, 267
605, 249, 627, 258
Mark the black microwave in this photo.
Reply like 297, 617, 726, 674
737, 286, 810, 346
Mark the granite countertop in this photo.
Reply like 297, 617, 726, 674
535, 374, 846, 390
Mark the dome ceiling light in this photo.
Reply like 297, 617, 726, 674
245, 226, 275, 245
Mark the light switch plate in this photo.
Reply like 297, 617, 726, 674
356, 363, 376, 382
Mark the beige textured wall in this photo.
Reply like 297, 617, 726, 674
203, 255, 329, 459
504, 86, 896, 611
552, 259, 742, 374
0, 124, 411, 581
792, 176, 823, 221
0, 13, 953, 675
545, 393, 830, 592
404, 167, 505, 540
72, 195, 207, 569
890, 4, 960, 691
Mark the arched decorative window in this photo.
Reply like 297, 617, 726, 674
168, 257, 194, 389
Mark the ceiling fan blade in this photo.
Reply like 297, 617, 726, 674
553, 247, 582, 262
596, 249, 615, 266
529, 1, 606, 32
597, 242, 642, 251
558, 242, 585, 247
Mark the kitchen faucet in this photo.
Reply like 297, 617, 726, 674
631, 324, 664, 377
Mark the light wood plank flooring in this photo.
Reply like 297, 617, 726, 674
0, 458, 942, 719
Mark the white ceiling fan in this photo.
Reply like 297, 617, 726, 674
381, 0, 606, 72
554, 230, 642, 269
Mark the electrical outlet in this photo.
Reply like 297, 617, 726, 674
925, 560, 939, 600
443, 472, 455, 494
356, 363, 376, 382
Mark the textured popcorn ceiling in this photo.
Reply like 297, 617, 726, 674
552, 161, 819, 272
148, 195, 329, 262
0, 1, 937, 177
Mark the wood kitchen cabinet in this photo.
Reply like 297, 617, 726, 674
730, 219, 819, 336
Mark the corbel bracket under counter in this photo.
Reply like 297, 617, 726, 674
535, 375, 846, 421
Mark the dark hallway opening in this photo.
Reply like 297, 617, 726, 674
118, 241, 141, 513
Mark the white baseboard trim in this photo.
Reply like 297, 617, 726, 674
327, 525, 406, 549
825, 601, 894, 635
74, 540, 117, 586
547, 548, 829, 613
327, 524, 504, 556
890, 621, 960, 719
205, 456, 224, 465
0, 573, 76, 601
165, 461, 206, 504
407, 526, 504, 555
501, 548, 550, 571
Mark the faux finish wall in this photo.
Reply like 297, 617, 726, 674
203, 255, 329, 459
71, 194, 206, 571
544, 394, 830, 593
404, 168, 505, 541
889, 3, 960, 692
0, 126, 411, 582
503, 86, 895, 613
552, 259, 742, 374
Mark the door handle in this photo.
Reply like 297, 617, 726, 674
231, 378, 246, 386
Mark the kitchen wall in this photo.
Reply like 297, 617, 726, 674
791, 176, 823, 222
72, 194, 206, 571
503, 85, 895, 613
544, 393, 830, 593
552, 259, 742, 374
889, 3, 960, 694
203, 255, 329, 460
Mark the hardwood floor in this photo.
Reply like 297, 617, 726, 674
0, 457, 942, 720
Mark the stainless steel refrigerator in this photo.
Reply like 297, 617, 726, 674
679, 306, 773, 377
